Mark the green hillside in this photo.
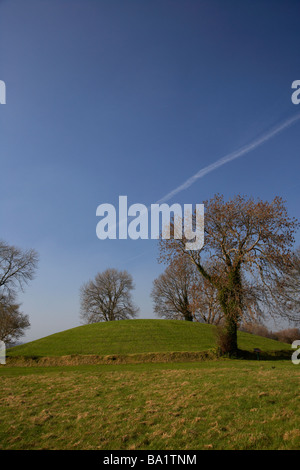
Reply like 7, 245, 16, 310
7, 319, 290, 358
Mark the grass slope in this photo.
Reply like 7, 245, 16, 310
7, 319, 290, 358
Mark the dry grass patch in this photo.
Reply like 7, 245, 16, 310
0, 361, 299, 450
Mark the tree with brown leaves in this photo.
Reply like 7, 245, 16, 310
159, 194, 299, 355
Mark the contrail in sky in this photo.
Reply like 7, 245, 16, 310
104, 112, 300, 251
156, 113, 300, 204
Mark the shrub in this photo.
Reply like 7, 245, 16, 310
273, 328, 300, 344
239, 322, 276, 339
215, 325, 237, 357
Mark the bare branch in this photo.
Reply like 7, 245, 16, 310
80, 268, 139, 323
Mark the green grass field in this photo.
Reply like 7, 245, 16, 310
7, 319, 291, 358
1, 320, 299, 450
0, 360, 299, 450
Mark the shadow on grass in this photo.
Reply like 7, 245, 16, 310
235, 349, 292, 361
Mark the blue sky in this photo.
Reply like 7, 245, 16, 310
0, 0, 299, 341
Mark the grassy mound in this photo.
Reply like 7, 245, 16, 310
7, 319, 290, 359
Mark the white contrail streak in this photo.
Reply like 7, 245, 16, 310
156, 113, 300, 204
100, 113, 300, 241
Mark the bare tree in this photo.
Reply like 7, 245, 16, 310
273, 246, 300, 319
159, 194, 299, 355
0, 240, 38, 344
151, 259, 196, 321
190, 276, 223, 324
0, 295, 30, 345
151, 258, 223, 323
0, 240, 39, 299
152, 257, 265, 326
80, 268, 139, 323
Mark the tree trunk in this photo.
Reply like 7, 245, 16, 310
183, 310, 193, 321
217, 266, 242, 356
223, 315, 238, 355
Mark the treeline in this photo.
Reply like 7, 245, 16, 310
240, 324, 300, 344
